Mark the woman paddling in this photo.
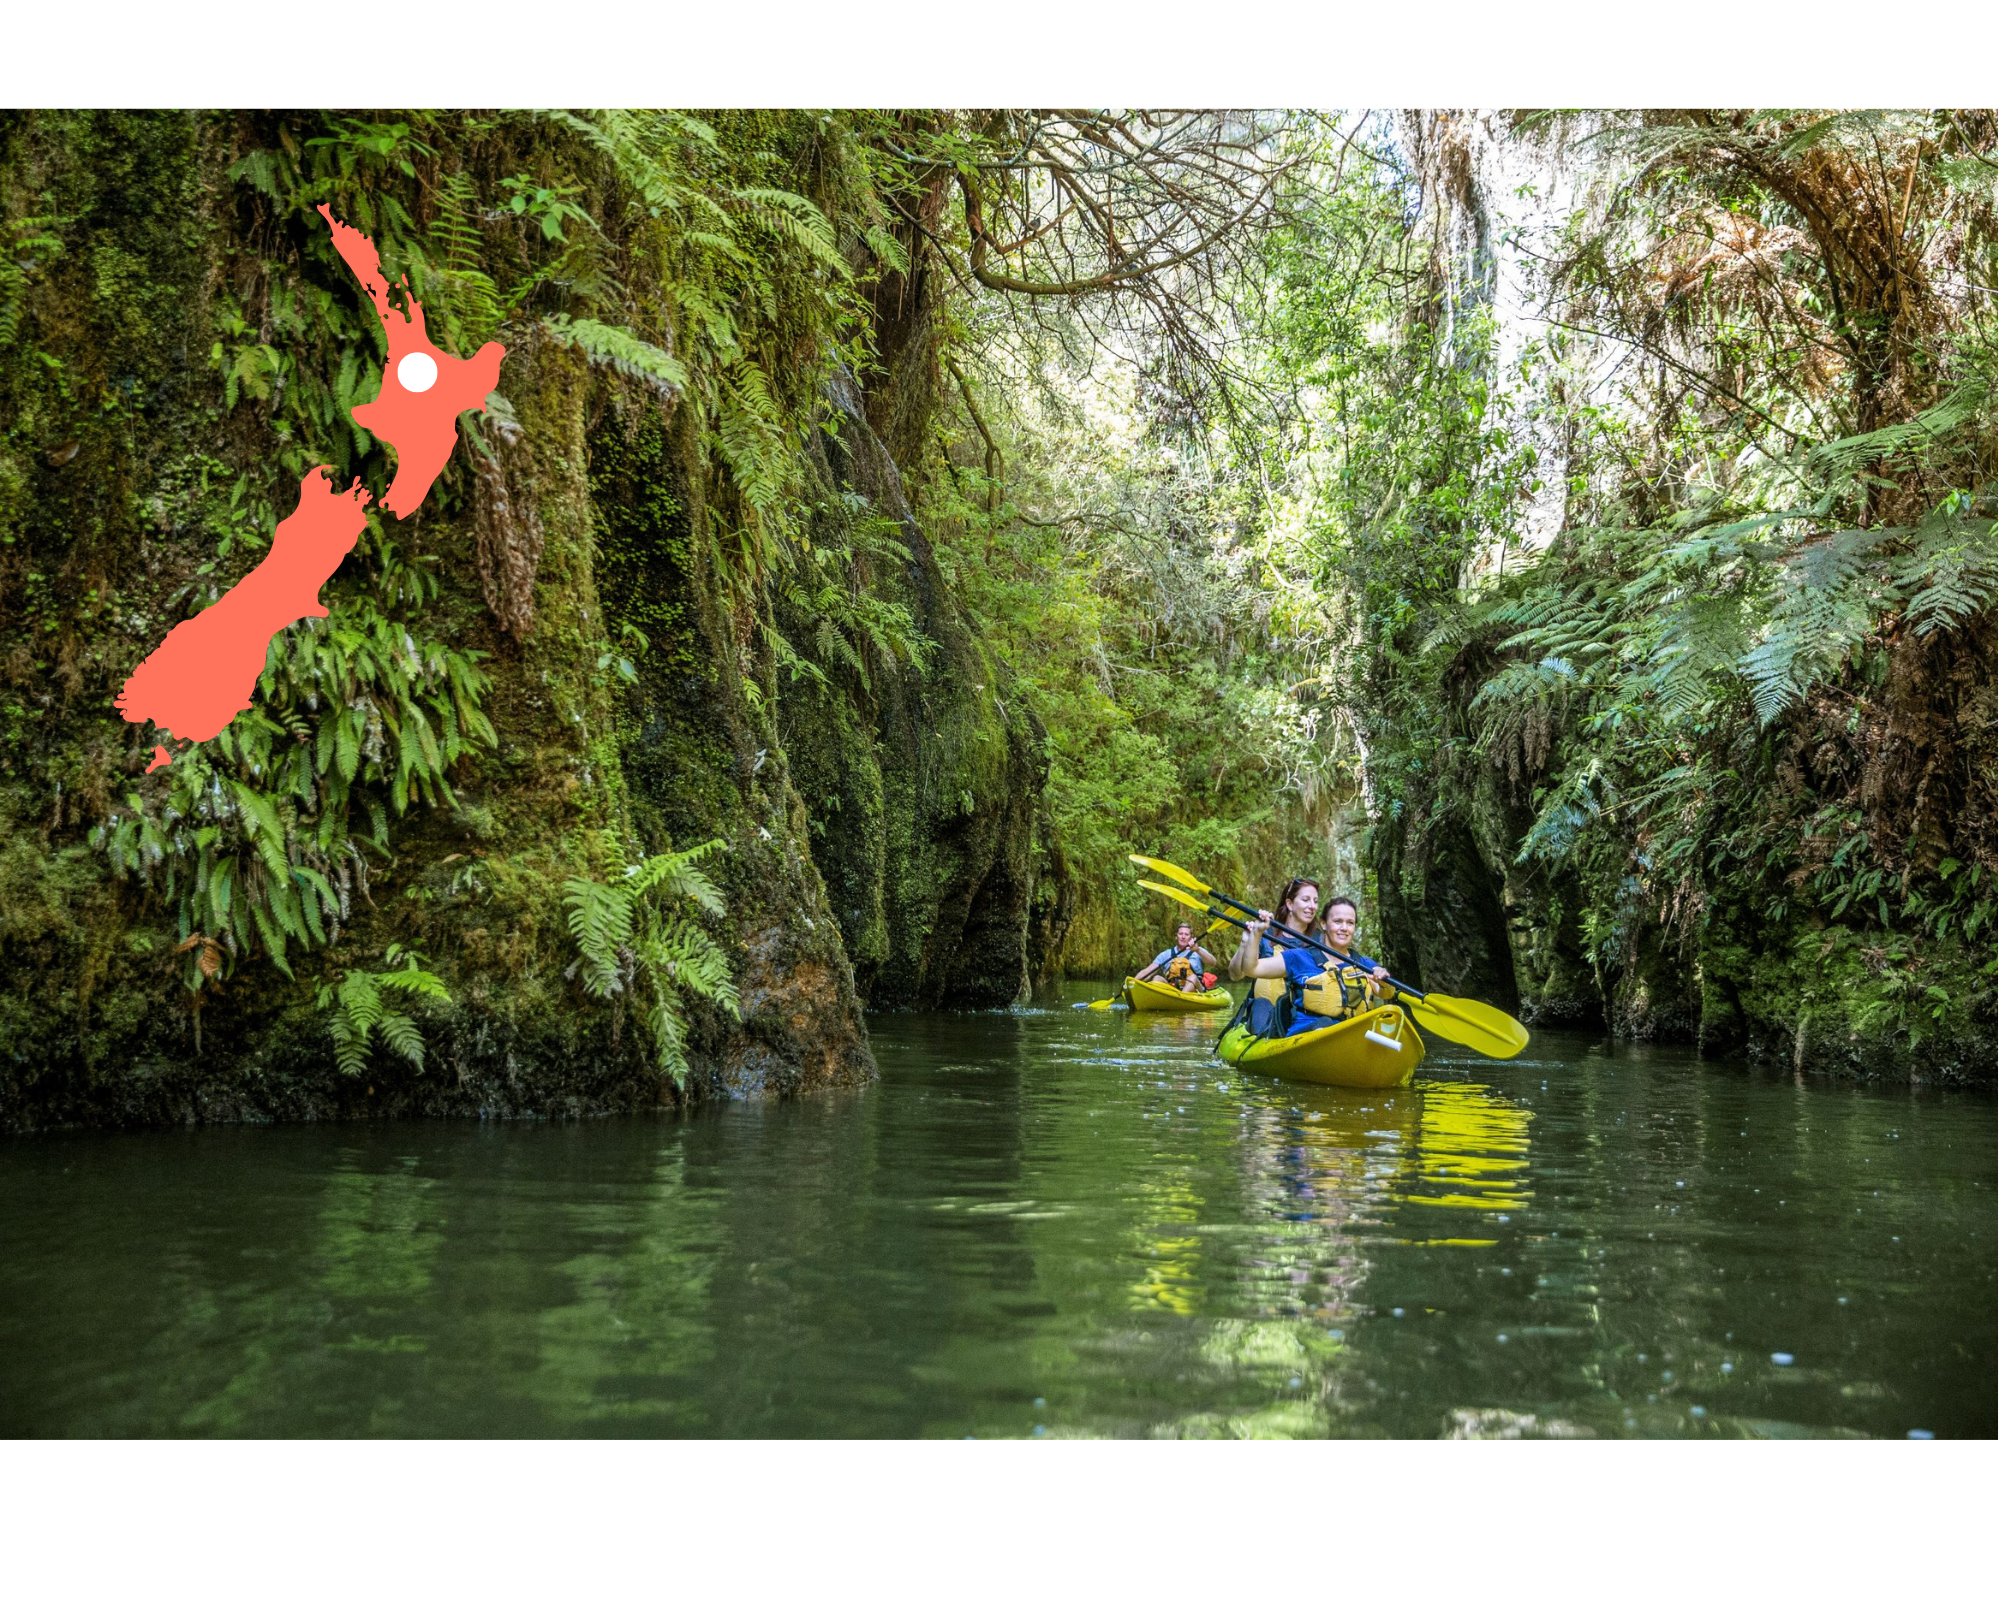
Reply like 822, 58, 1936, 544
1228, 876, 1320, 1035
1233, 894, 1394, 1037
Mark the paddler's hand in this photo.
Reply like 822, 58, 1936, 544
1231, 913, 1270, 979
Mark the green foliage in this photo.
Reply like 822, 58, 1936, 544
314, 944, 451, 1075
563, 833, 739, 1086
918, 341, 1347, 971
85, 107, 893, 998
93, 506, 496, 986
774, 500, 935, 694
0, 214, 62, 348
535, 109, 878, 585
539, 313, 686, 393
1327, 111, 1994, 1039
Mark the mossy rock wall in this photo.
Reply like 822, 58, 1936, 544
776, 374, 1048, 1009
0, 110, 880, 1130
1361, 657, 1991, 1080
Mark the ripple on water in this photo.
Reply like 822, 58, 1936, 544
0, 985, 1989, 1438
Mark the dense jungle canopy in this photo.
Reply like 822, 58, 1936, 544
0, 108, 1992, 1127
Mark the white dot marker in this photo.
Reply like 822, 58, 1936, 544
397, 352, 439, 393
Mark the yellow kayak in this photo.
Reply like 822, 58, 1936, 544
1217, 1004, 1424, 1088
1124, 976, 1234, 1013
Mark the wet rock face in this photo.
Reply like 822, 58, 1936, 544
1372, 812, 1521, 1014
587, 400, 876, 1100
775, 373, 1049, 1010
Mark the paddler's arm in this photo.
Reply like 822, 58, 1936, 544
1227, 919, 1261, 979
1231, 913, 1289, 980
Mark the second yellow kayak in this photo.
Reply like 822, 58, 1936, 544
1124, 976, 1233, 1013
1217, 1004, 1424, 1087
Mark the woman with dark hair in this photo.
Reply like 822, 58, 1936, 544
1228, 876, 1320, 1035
1236, 894, 1393, 1037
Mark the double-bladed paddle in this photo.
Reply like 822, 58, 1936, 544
1130, 857, 1531, 1060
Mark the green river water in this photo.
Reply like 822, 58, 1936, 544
2, 987, 1992, 1438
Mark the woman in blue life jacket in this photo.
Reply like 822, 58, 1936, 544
1227, 877, 1321, 1035
1133, 922, 1219, 993
1232, 895, 1394, 1037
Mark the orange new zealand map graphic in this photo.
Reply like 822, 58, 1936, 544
115, 206, 505, 769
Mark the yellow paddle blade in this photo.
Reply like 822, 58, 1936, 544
1405, 993, 1531, 1059
1137, 879, 1215, 915
1127, 855, 1214, 896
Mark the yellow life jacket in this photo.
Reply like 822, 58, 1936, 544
1253, 933, 1289, 1005
1165, 955, 1195, 983
1298, 960, 1374, 1019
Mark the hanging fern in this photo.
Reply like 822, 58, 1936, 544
563, 833, 739, 1087
315, 945, 452, 1076
539, 312, 686, 394
427, 170, 506, 351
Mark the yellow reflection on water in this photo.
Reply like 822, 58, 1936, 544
1129, 1179, 1205, 1316
1400, 1081, 1534, 1237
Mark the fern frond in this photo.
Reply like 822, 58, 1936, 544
1808, 370, 1994, 476
645, 918, 741, 1015
716, 365, 791, 513
375, 1010, 426, 1068
539, 313, 687, 394
562, 877, 634, 996
377, 965, 451, 1001
1894, 515, 1999, 636
627, 838, 728, 914
329, 1011, 369, 1076
1472, 656, 1578, 709
563, 836, 734, 1083
728, 187, 850, 279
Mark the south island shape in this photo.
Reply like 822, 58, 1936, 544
115, 469, 370, 743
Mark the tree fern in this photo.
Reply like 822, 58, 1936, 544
1897, 516, 1998, 636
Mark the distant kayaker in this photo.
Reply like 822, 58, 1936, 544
1234, 895, 1393, 1036
1229, 876, 1321, 1034
1135, 922, 1219, 993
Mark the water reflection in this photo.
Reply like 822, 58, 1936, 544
0, 991, 1990, 1438
1401, 1081, 1534, 1227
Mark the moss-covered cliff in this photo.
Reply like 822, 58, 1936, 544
776, 374, 1048, 1008
0, 110, 1050, 1131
